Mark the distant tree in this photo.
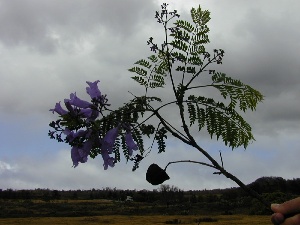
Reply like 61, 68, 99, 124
205, 193, 219, 203
0, 189, 14, 199
72, 192, 78, 200
20, 190, 32, 200
190, 194, 198, 203
52, 190, 61, 200
42, 190, 51, 202
158, 184, 183, 207
287, 178, 300, 194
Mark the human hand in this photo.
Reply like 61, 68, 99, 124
271, 197, 300, 225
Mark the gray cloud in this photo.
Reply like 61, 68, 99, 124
0, 0, 300, 191
198, 1, 300, 136
0, 0, 156, 53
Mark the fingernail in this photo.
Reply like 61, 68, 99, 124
271, 203, 280, 210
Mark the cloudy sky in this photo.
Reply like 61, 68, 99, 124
0, 0, 299, 192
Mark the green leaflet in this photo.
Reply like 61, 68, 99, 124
135, 59, 152, 69
189, 44, 206, 56
154, 127, 168, 153
174, 20, 194, 33
131, 76, 147, 86
131, 128, 145, 156
187, 55, 202, 66
191, 5, 211, 26
171, 39, 189, 52
148, 55, 159, 63
170, 29, 191, 42
114, 136, 121, 162
139, 124, 155, 138
128, 67, 147, 76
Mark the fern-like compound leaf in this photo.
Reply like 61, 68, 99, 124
187, 95, 255, 149
155, 127, 168, 153
212, 72, 264, 112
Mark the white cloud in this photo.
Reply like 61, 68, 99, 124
0, 161, 18, 174
1, 128, 299, 191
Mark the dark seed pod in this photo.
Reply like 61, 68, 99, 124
146, 163, 170, 185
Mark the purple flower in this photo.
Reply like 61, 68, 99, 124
125, 132, 138, 156
79, 108, 93, 118
64, 101, 76, 116
71, 140, 93, 167
64, 129, 89, 142
65, 92, 91, 109
100, 126, 119, 170
71, 146, 85, 167
102, 150, 115, 170
79, 108, 99, 121
101, 126, 119, 154
63, 128, 74, 141
50, 102, 68, 115
86, 80, 101, 99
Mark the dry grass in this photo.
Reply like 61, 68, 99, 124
0, 215, 271, 225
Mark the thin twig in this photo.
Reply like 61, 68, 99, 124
164, 160, 216, 171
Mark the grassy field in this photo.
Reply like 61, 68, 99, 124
0, 199, 273, 224
0, 215, 271, 225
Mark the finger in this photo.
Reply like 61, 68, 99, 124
282, 214, 300, 225
272, 198, 300, 215
271, 213, 285, 225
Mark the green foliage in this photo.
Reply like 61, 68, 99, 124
128, 4, 263, 150
121, 135, 129, 160
128, 55, 168, 89
190, 6, 211, 26
114, 136, 121, 162
212, 73, 264, 111
139, 124, 156, 138
174, 20, 194, 33
132, 127, 145, 155
130, 5, 212, 91
187, 95, 254, 148
89, 94, 167, 165
170, 5, 210, 65
154, 127, 168, 153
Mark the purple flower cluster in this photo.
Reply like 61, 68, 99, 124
100, 125, 138, 170
50, 81, 102, 121
50, 80, 138, 170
